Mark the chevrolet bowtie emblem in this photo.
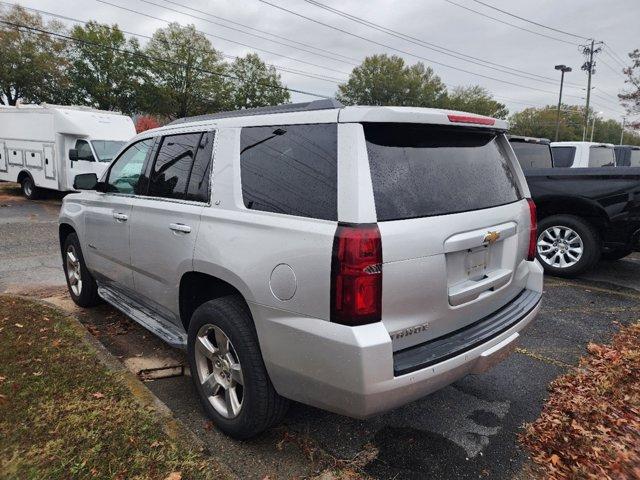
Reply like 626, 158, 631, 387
483, 231, 500, 245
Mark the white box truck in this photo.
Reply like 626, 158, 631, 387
0, 104, 136, 198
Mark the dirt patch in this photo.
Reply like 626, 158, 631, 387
0, 294, 232, 480
520, 322, 640, 479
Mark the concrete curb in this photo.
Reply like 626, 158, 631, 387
7, 294, 238, 480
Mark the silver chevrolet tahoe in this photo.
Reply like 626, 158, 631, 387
59, 99, 543, 439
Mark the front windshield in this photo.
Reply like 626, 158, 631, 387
91, 140, 127, 163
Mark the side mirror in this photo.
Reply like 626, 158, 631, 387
73, 173, 98, 190
69, 148, 79, 161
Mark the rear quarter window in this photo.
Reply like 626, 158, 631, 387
364, 123, 522, 221
588, 146, 615, 167
551, 146, 576, 167
240, 123, 338, 221
510, 141, 553, 169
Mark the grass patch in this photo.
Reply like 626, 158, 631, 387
0, 295, 229, 480
520, 322, 640, 479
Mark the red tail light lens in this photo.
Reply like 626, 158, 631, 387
527, 198, 537, 261
447, 114, 496, 126
331, 223, 382, 326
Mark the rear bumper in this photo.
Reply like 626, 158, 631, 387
252, 260, 544, 418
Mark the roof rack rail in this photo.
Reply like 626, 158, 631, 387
168, 98, 344, 125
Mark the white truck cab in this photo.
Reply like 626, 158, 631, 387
0, 104, 135, 198
550, 141, 616, 168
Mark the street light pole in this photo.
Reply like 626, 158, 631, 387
554, 65, 572, 141
620, 117, 626, 145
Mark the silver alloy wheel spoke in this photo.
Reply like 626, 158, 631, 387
201, 372, 220, 397
537, 226, 584, 269
230, 361, 244, 386
65, 246, 82, 296
214, 327, 229, 354
196, 334, 217, 360
194, 324, 244, 419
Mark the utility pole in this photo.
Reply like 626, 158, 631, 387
581, 39, 604, 140
620, 117, 626, 145
554, 65, 572, 141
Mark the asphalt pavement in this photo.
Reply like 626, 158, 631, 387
2, 181, 639, 479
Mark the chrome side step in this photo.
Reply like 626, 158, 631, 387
97, 285, 187, 349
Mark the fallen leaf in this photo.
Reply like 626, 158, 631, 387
164, 472, 181, 480
550, 454, 561, 466
92, 392, 105, 399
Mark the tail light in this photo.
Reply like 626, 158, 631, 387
527, 198, 537, 261
330, 223, 382, 326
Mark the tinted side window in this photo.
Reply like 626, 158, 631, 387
186, 131, 214, 202
510, 141, 553, 169
107, 138, 154, 194
240, 124, 338, 221
630, 150, 640, 167
149, 133, 201, 200
75, 139, 95, 162
588, 146, 615, 167
551, 147, 576, 167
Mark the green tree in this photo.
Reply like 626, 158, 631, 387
68, 22, 147, 115
228, 53, 290, 109
443, 85, 508, 119
337, 54, 447, 107
0, 5, 70, 105
620, 49, 640, 127
143, 23, 230, 120
509, 105, 640, 145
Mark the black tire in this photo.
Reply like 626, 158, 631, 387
62, 232, 100, 307
536, 215, 601, 277
187, 296, 289, 439
601, 247, 633, 262
21, 175, 40, 200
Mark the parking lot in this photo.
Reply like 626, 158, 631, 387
2, 181, 639, 479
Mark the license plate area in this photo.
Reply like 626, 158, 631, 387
465, 245, 490, 281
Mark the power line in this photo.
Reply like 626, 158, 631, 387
301, 0, 583, 88
598, 57, 626, 80
2, 2, 346, 85
469, 0, 591, 40
603, 43, 630, 68
136, 0, 357, 67
0, 18, 332, 99
442, 0, 578, 46
156, 0, 358, 63
95, 0, 352, 76
258, 0, 584, 99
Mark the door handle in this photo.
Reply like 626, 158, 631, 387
169, 223, 192, 233
113, 212, 128, 222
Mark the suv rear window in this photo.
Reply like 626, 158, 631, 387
588, 146, 615, 167
240, 123, 337, 221
509, 141, 553, 169
364, 123, 521, 221
551, 146, 576, 167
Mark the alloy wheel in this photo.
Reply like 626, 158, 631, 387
194, 324, 244, 419
537, 226, 584, 268
65, 245, 83, 296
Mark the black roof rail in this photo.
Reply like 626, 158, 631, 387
167, 98, 344, 125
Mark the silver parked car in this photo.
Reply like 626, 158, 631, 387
59, 100, 543, 439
